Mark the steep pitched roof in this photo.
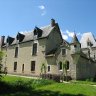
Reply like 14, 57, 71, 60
80, 32, 96, 48
11, 24, 55, 45
45, 47, 58, 55
71, 33, 79, 44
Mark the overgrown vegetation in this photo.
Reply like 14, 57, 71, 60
0, 75, 96, 96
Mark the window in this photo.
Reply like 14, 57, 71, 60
31, 61, 35, 71
48, 65, 51, 72
94, 53, 95, 60
32, 43, 37, 55
87, 41, 91, 46
62, 49, 66, 55
59, 61, 62, 70
34, 29, 37, 35
15, 47, 18, 57
14, 62, 17, 72
22, 64, 24, 72
66, 61, 69, 70
74, 45, 77, 48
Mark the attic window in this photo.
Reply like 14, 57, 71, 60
87, 42, 90, 46
34, 27, 43, 38
74, 45, 77, 48
34, 29, 37, 35
16, 33, 25, 42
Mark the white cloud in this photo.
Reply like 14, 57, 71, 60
65, 30, 81, 37
38, 5, 45, 10
38, 5, 46, 16
61, 30, 68, 40
61, 29, 81, 41
66, 30, 74, 37
62, 34, 68, 40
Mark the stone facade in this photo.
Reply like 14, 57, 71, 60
0, 19, 96, 80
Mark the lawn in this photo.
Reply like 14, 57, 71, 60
0, 75, 96, 96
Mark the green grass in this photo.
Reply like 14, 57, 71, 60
38, 83, 96, 96
0, 75, 96, 96
2, 75, 31, 82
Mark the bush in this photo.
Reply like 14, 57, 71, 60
41, 74, 60, 82
12, 79, 32, 91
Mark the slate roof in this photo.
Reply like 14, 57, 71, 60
71, 33, 79, 44
9, 24, 55, 45
45, 48, 58, 55
80, 32, 96, 48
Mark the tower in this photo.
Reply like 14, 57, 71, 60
70, 34, 81, 54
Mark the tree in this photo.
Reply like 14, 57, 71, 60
62, 60, 68, 82
40, 63, 46, 78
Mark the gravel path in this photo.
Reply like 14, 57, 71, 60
7, 74, 39, 79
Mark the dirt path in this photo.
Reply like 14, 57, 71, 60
7, 74, 39, 79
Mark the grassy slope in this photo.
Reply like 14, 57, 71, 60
38, 83, 96, 96
0, 75, 96, 96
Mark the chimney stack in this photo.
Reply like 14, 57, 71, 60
1, 36, 5, 46
51, 19, 55, 27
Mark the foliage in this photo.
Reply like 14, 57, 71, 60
40, 63, 47, 78
0, 51, 4, 64
0, 75, 96, 96
62, 60, 68, 81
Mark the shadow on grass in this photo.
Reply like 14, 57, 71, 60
0, 80, 86, 96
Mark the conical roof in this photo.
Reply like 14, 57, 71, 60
71, 33, 79, 44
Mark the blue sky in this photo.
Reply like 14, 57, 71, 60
0, 0, 96, 42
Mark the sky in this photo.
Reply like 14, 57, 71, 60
0, 0, 96, 42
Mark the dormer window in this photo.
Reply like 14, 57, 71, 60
34, 29, 38, 35
87, 38, 93, 47
87, 41, 90, 46
7, 36, 15, 45
74, 45, 77, 48
16, 32, 25, 42
33, 27, 43, 39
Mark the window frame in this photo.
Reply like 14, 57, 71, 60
32, 43, 37, 56
31, 61, 36, 72
47, 65, 51, 72
22, 64, 24, 73
58, 61, 62, 71
62, 48, 66, 56
14, 47, 18, 58
14, 62, 17, 72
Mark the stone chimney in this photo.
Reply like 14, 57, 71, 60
1, 36, 5, 46
51, 19, 55, 27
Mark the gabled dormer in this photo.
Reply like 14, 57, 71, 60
33, 26, 43, 39
6, 36, 15, 45
70, 34, 81, 54
16, 32, 25, 42
87, 38, 93, 47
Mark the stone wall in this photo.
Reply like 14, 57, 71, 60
76, 55, 96, 80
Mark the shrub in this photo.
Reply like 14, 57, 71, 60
41, 74, 60, 82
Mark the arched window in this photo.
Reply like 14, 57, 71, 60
66, 61, 69, 70
58, 61, 62, 70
